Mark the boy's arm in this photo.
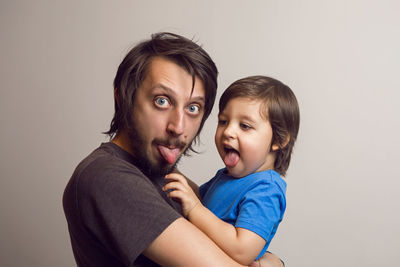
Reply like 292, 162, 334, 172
188, 202, 266, 265
164, 173, 266, 265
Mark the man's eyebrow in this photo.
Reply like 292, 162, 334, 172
189, 95, 205, 104
153, 83, 174, 93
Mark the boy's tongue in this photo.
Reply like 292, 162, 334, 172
158, 145, 180, 164
224, 150, 240, 167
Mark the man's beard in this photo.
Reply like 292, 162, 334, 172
127, 122, 189, 179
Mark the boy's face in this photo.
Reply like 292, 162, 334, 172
215, 97, 278, 178
127, 56, 206, 177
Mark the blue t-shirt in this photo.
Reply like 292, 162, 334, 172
199, 168, 287, 260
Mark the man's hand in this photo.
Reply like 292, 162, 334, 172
249, 252, 285, 267
163, 173, 202, 217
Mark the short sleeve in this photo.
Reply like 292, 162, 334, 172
235, 181, 286, 242
77, 159, 181, 266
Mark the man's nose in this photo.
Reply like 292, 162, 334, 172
167, 109, 185, 137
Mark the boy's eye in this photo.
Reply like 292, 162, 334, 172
240, 123, 252, 130
218, 119, 227, 126
154, 97, 170, 107
187, 104, 200, 115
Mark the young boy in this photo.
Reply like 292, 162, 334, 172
163, 76, 300, 265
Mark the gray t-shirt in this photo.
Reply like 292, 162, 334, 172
63, 142, 182, 266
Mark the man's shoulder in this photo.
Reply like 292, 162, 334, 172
67, 143, 150, 196
77, 142, 142, 176
63, 143, 166, 218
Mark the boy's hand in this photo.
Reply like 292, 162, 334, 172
163, 173, 202, 217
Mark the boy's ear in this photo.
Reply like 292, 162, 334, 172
272, 134, 290, 151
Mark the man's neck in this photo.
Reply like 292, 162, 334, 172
112, 131, 133, 156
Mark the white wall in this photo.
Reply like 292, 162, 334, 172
1, 1, 399, 266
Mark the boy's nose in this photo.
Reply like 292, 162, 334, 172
167, 109, 185, 137
222, 124, 236, 139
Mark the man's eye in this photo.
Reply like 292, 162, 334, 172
187, 104, 200, 115
155, 97, 170, 107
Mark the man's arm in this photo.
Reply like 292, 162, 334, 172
161, 172, 284, 267
143, 217, 246, 267
164, 173, 266, 265
144, 217, 285, 267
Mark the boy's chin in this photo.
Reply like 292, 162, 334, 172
224, 167, 245, 179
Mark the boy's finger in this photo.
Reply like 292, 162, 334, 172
163, 181, 187, 192
165, 173, 182, 180
165, 173, 187, 185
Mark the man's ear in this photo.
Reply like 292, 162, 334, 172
271, 134, 290, 151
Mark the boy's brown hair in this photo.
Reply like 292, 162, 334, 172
219, 75, 300, 176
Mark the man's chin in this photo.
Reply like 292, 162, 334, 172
156, 154, 183, 176
147, 162, 176, 178
140, 156, 179, 179
131, 140, 185, 178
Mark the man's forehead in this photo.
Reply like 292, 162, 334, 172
144, 57, 206, 100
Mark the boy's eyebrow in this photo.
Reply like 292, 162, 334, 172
217, 112, 257, 123
240, 115, 257, 124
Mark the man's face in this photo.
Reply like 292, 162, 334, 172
128, 56, 205, 178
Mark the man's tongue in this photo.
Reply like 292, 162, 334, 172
224, 150, 240, 167
158, 145, 180, 164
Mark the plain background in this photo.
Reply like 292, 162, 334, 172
1, 0, 399, 266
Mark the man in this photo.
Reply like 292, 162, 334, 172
63, 32, 284, 266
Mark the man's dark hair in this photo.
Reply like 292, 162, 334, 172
105, 32, 218, 151
219, 76, 300, 176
